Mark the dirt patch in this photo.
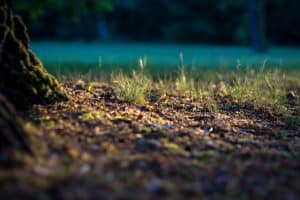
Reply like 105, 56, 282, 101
1, 82, 299, 199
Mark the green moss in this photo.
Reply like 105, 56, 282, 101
160, 138, 186, 154
78, 111, 105, 121
0, 3, 68, 109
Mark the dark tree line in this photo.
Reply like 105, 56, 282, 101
15, 0, 300, 48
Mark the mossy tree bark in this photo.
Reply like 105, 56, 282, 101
0, 0, 68, 109
0, 0, 67, 160
0, 93, 32, 162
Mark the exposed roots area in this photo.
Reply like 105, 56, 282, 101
0, 94, 32, 164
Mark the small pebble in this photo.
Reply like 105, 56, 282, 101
79, 164, 91, 174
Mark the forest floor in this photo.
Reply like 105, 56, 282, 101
1, 71, 300, 199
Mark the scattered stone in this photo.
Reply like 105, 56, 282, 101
79, 164, 91, 174
1, 73, 299, 199
146, 179, 169, 195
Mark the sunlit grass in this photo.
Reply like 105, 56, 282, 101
164, 64, 296, 113
227, 66, 288, 113
111, 58, 152, 104
53, 60, 299, 114
175, 66, 197, 95
196, 83, 219, 112
154, 66, 218, 112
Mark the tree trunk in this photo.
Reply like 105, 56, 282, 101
249, 0, 266, 52
0, 93, 32, 162
0, 0, 68, 109
0, 0, 68, 161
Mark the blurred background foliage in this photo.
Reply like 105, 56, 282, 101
14, 0, 300, 46
15, 0, 113, 19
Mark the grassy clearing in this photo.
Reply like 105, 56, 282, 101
54, 61, 299, 113
160, 63, 298, 113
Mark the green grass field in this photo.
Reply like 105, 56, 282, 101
32, 41, 300, 68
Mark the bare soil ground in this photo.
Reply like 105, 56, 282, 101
1, 82, 300, 199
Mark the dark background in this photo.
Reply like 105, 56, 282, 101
16, 0, 300, 46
